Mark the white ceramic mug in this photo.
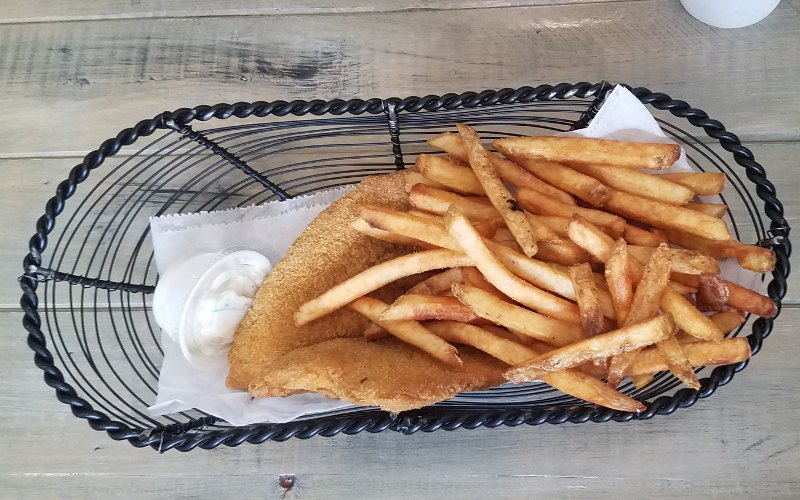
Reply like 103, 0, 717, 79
681, 0, 781, 28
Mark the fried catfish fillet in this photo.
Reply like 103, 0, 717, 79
227, 172, 413, 390
248, 337, 506, 412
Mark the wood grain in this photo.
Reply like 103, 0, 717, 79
2, 308, 798, 498
1, 0, 799, 158
0, 0, 641, 24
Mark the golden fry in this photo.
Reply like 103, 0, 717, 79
409, 184, 498, 220
407, 268, 465, 295
625, 338, 750, 377
570, 263, 605, 337
428, 322, 643, 412
518, 188, 626, 239
604, 189, 731, 241
659, 172, 726, 196
623, 225, 667, 247
663, 230, 776, 273
457, 123, 538, 257
661, 288, 724, 341
404, 170, 445, 193
656, 335, 701, 389
295, 249, 473, 325
350, 297, 462, 368
510, 157, 611, 207
452, 284, 583, 346
444, 207, 581, 323
684, 201, 728, 218
380, 294, 479, 322
350, 217, 423, 247
627, 245, 721, 275
504, 315, 674, 382
493, 136, 680, 170
567, 162, 694, 205
416, 154, 485, 195
426, 132, 577, 204
605, 239, 634, 326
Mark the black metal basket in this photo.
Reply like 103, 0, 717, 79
19, 82, 791, 452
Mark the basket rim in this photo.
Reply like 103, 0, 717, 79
18, 81, 791, 452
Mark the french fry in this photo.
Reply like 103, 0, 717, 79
425, 321, 537, 365
349, 297, 462, 368
409, 184, 499, 220
603, 189, 731, 241
684, 201, 728, 218
361, 205, 458, 249
416, 154, 485, 195
535, 241, 593, 266
695, 274, 729, 312
295, 249, 473, 325
724, 279, 777, 318
528, 214, 571, 238
625, 338, 750, 377
660, 288, 724, 341
452, 284, 583, 346
404, 170, 445, 193
627, 245, 721, 275
566, 162, 694, 205
457, 123, 539, 257
570, 263, 605, 337
656, 335, 701, 389
380, 294, 479, 322
444, 207, 582, 323
605, 239, 634, 326
623, 245, 672, 326
606, 244, 673, 386
427, 321, 644, 412
510, 157, 611, 207
631, 374, 654, 390
489, 155, 578, 205
566, 214, 618, 263
350, 217, 424, 247
659, 172, 726, 196
710, 309, 746, 334
664, 230, 776, 273
675, 309, 746, 344
462, 266, 510, 302
517, 188, 626, 239
407, 268, 465, 295
492, 136, 681, 170
363, 322, 386, 341
426, 132, 577, 205
623, 224, 667, 247
504, 315, 675, 382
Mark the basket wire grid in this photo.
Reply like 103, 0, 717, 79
19, 82, 791, 451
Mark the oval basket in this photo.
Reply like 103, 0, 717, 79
19, 82, 791, 452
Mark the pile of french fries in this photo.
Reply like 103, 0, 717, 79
294, 124, 777, 413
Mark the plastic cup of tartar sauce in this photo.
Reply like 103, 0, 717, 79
151, 247, 272, 367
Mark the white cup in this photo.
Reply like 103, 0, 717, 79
152, 247, 271, 367
681, 0, 781, 28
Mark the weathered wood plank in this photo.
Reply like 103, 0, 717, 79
1, 0, 798, 158
2, 308, 798, 498
0, 0, 640, 24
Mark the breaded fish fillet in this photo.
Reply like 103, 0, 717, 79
249, 337, 506, 412
227, 172, 413, 390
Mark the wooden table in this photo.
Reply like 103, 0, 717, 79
2, 1, 798, 498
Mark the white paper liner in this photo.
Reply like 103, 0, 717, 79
148, 85, 764, 426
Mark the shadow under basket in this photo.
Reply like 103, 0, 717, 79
19, 82, 791, 452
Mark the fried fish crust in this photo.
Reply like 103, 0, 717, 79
227, 172, 413, 390
248, 337, 506, 412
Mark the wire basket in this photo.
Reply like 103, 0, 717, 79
19, 82, 791, 452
